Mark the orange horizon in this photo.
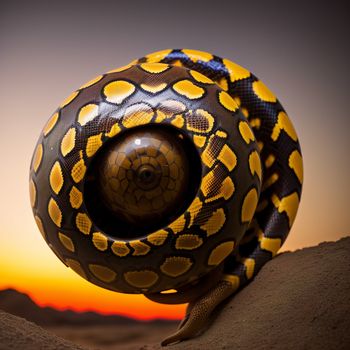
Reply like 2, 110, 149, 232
0, 283, 185, 321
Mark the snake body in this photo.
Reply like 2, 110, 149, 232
30, 49, 303, 345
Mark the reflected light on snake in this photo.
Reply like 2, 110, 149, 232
29, 49, 303, 346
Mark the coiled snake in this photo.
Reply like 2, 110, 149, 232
29, 49, 303, 345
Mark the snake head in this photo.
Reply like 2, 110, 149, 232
29, 61, 262, 295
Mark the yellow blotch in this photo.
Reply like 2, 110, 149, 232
76, 212, 92, 235
172, 80, 205, 99
193, 135, 206, 148
218, 144, 237, 171
201, 139, 216, 169
66, 259, 86, 279
161, 289, 178, 294
265, 154, 276, 168
171, 114, 185, 128
32, 144, 43, 173
271, 192, 299, 228
122, 103, 154, 128
249, 151, 262, 181
239, 121, 255, 144
201, 171, 235, 202
107, 64, 133, 73
221, 177, 235, 200
218, 77, 228, 91
49, 161, 64, 195
79, 75, 103, 89
259, 234, 281, 257
105, 123, 121, 138
160, 256, 193, 277
187, 109, 215, 134
200, 208, 226, 236
271, 111, 298, 142
241, 107, 249, 118
289, 150, 303, 184
147, 229, 168, 246
252, 80, 276, 103
216, 130, 228, 138
241, 188, 259, 223
103, 80, 136, 104
188, 197, 203, 227
171, 60, 183, 67
243, 258, 255, 279
140, 63, 169, 73
205, 176, 235, 203
48, 198, 62, 227
189, 70, 214, 84
35, 215, 46, 240
77, 103, 99, 126
219, 91, 239, 112
208, 241, 234, 266
222, 58, 250, 82
168, 214, 186, 234
145, 49, 172, 63
124, 270, 159, 288
92, 232, 108, 251
262, 173, 279, 191
222, 274, 240, 290
86, 133, 103, 157
130, 241, 151, 256
58, 232, 75, 252
89, 264, 116, 283
61, 127, 76, 157
175, 234, 203, 250
140, 83, 167, 93
71, 158, 86, 183
29, 179, 36, 208
182, 49, 213, 62
200, 171, 215, 197
249, 118, 261, 129
111, 241, 130, 257
155, 110, 167, 123
43, 112, 59, 136
69, 186, 83, 209
60, 91, 79, 108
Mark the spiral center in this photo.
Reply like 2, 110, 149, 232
136, 165, 160, 190
84, 124, 202, 239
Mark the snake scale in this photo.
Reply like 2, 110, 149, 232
29, 49, 303, 345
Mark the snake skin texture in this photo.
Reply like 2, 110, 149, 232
29, 49, 303, 345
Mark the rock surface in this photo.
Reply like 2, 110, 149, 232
1, 237, 350, 349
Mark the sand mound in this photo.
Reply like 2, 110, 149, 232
1, 237, 349, 349
146, 237, 350, 350
0, 310, 85, 350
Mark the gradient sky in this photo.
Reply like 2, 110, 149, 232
0, 0, 349, 320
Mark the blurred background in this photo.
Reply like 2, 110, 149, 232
0, 0, 349, 322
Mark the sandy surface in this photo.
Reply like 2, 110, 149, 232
0, 310, 85, 350
48, 324, 176, 350
1, 237, 350, 349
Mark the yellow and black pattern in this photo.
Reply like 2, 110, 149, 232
135, 49, 303, 297
30, 49, 302, 342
